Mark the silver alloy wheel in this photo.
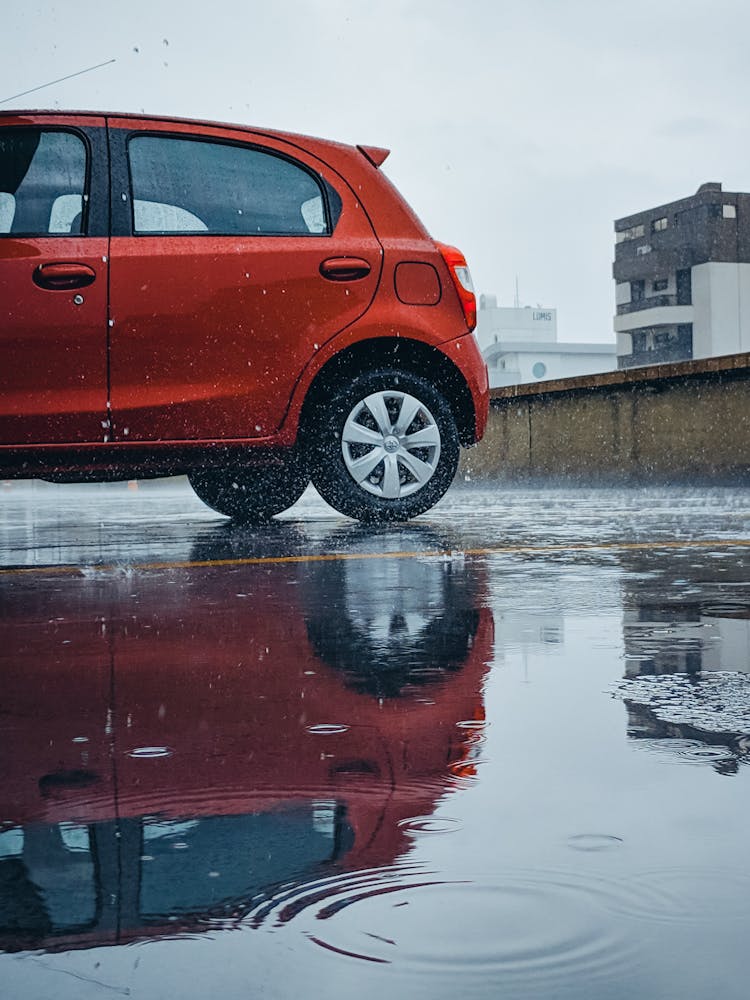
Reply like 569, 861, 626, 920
341, 390, 442, 499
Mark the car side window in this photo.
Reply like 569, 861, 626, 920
128, 135, 330, 236
0, 129, 86, 236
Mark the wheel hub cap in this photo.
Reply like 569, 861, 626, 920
341, 389, 442, 500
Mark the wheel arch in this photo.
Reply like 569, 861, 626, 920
298, 337, 477, 447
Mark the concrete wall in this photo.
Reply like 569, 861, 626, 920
461, 352, 750, 484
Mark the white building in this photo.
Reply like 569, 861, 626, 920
476, 295, 617, 388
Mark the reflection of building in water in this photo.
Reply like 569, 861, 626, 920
617, 552, 750, 774
622, 604, 750, 677
622, 696, 750, 776
0, 534, 493, 954
494, 612, 563, 650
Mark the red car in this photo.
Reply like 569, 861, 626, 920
0, 111, 488, 521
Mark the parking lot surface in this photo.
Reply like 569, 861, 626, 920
1, 482, 749, 999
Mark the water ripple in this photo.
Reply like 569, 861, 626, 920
241, 864, 639, 989
397, 815, 463, 836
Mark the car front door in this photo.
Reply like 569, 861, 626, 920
106, 118, 382, 442
0, 116, 109, 445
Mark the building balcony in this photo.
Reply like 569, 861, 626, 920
617, 295, 679, 315
614, 304, 694, 333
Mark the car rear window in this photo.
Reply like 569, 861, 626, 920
128, 135, 333, 236
0, 128, 87, 236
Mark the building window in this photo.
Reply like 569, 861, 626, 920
631, 279, 645, 302
651, 217, 668, 232
723, 204, 737, 219
532, 362, 547, 379
615, 224, 645, 244
653, 278, 669, 292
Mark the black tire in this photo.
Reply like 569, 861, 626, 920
188, 454, 309, 522
308, 369, 459, 522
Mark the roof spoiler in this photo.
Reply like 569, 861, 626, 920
357, 144, 390, 168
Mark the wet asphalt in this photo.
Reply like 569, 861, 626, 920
1, 480, 749, 999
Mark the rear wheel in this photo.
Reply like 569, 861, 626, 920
188, 454, 309, 521
308, 369, 459, 522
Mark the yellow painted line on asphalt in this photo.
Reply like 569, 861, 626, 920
1, 537, 749, 577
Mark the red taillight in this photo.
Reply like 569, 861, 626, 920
436, 242, 477, 332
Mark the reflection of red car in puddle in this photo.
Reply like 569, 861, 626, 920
0, 533, 492, 953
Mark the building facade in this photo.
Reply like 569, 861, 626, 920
476, 295, 616, 388
614, 182, 750, 368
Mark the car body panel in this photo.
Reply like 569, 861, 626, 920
0, 111, 489, 480
0, 117, 109, 446
106, 117, 383, 441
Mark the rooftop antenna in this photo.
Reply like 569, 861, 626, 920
0, 59, 116, 106
514, 275, 520, 308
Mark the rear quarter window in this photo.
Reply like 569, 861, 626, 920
128, 135, 336, 236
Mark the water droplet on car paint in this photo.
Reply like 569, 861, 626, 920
306, 724, 350, 735
127, 746, 172, 759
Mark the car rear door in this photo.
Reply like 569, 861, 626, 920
106, 117, 382, 443
0, 115, 109, 445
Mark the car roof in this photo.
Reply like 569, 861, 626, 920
0, 108, 361, 159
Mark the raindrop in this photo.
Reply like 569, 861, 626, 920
127, 746, 172, 759
398, 816, 462, 836
567, 834, 624, 852
72, 736, 89, 743
306, 724, 350, 735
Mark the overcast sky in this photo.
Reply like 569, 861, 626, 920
5, 0, 750, 341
